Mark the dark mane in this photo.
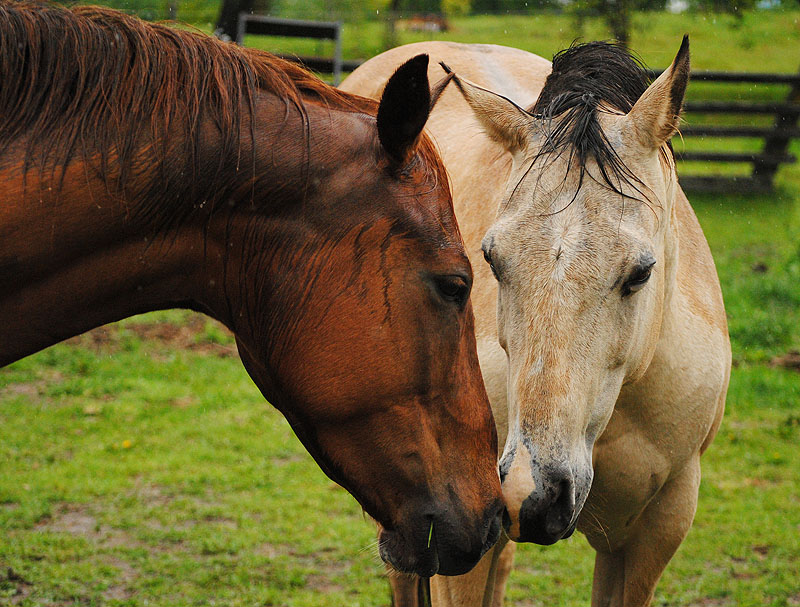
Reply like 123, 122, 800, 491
529, 41, 655, 201
0, 2, 377, 222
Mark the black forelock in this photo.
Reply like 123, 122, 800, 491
532, 41, 650, 116
527, 41, 659, 205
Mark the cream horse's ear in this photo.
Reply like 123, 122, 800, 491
625, 35, 690, 150
440, 62, 534, 154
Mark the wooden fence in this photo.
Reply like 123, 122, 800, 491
648, 68, 800, 192
235, 14, 361, 85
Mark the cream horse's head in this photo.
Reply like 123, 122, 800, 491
448, 38, 690, 543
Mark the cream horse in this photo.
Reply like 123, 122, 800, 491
342, 38, 730, 607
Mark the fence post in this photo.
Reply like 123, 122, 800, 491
235, 12, 247, 45
333, 23, 343, 86
752, 65, 800, 189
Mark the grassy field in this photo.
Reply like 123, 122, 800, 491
2, 7, 800, 607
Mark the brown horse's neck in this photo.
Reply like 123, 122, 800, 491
0, 160, 204, 365
0, 96, 370, 367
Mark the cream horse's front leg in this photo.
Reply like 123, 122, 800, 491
389, 535, 515, 607
590, 458, 701, 607
429, 535, 514, 607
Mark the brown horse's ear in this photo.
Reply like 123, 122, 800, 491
625, 35, 690, 150
441, 62, 534, 154
377, 54, 433, 166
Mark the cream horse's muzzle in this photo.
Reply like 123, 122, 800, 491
500, 442, 592, 545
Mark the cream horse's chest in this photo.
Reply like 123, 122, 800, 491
581, 193, 729, 549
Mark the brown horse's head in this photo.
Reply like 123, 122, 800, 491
219, 55, 502, 576
447, 40, 690, 544
0, 2, 500, 577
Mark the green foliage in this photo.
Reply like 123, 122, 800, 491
470, 0, 557, 12
393, 0, 443, 13
269, 0, 382, 21
688, 183, 800, 365
688, 0, 756, 17
52, 0, 219, 24
443, 0, 473, 16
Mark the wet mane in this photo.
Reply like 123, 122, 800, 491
529, 41, 655, 200
0, 2, 377, 219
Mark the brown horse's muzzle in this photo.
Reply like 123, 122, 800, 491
378, 495, 504, 577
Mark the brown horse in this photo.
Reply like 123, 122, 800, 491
344, 39, 730, 605
0, 4, 504, 577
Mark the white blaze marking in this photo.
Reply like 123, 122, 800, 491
503, 439, 535, 539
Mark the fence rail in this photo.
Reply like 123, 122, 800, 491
236, 15, 346, 85
645, 68, 800, 192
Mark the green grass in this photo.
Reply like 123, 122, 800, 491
2, 7, 800, 607
0, 316, 387, 606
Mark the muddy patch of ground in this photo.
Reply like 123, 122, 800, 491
26, 504, 141, 603
38, 507, 98, 536
64, 314, 236, 358
0, 383, 41, 398
689, 598, 734, 606
771, 350, 800, 372
0, 371, 64, 400
101, 557, 138, 602
304, 559, 347, 594
130, 482, 173, 509
254, 543, 347, 593
0, 566, 33, 604
35, 503, 136, 550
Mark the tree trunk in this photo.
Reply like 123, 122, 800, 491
383, 0, 403, 50
215, 0, 255, 41
603, 0, 630, 46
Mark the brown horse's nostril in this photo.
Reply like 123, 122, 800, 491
502, 507, 512, 532
481, 498, 505, 551
421, 496, 505, 576
487, 498, 506, 527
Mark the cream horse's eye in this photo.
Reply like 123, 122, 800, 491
622, 259, 656, 296
482, 247, 499, 280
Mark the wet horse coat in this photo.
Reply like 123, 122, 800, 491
0, 5, 504, 577
342, 40, 730, 606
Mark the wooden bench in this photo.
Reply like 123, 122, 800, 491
236, 14, 361, 85
649, 68, 800, 192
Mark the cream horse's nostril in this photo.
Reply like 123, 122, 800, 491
544, 477, 576, 537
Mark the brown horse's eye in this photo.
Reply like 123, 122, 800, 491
435, 275, 470, 308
